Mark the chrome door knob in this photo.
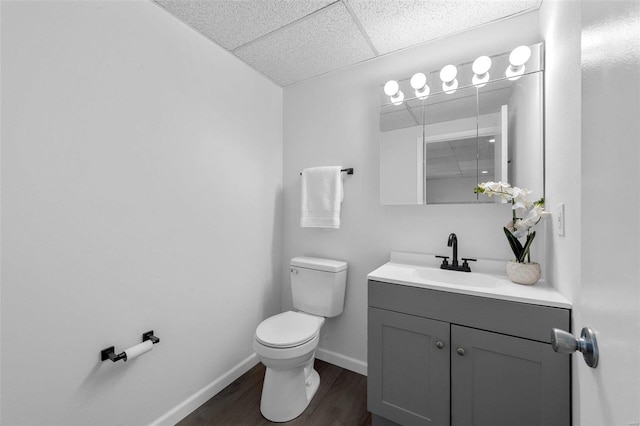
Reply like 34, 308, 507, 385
550, 327, 599, 368
456, 347, 465, 356
550, 329, 579, 353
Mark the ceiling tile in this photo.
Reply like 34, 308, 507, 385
155, 0, 336, 50
234, 2, 375, 86
348, 0, 541, 55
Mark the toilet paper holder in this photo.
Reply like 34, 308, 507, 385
101, 330, 160, 363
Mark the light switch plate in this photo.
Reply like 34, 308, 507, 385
556, 203, 565, 236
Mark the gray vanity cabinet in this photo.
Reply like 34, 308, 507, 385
368, 307, 450, 425
368, 280, 571, 426
450, 325, 570, 426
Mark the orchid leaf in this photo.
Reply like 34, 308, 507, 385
519, 231, 537, 263
479, 182, 540, 263
503, 227, 523, 260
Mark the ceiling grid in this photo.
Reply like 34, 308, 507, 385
153, 0, 542, 86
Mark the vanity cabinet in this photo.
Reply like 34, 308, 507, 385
368, 280, 571, 426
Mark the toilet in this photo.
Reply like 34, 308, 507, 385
254, 256, 348, 422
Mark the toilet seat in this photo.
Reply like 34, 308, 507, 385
256, 311, 321, 349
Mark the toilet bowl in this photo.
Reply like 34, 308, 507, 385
254, 257, 348, 422
254, 311, 325, 422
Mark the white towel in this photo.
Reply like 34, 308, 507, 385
300, 166, 344, 229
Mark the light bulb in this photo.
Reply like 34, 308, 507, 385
410, 73, 429, 99
472, 55, 491, 87
509, 46, 532, 67
472, 73, 490, 88
442, 79, 458, 94
439, 64, 457, 83
384, 80, 399, 97
472, 56, 492, 75
410, 73, 427, 90
505, 65, 525, 80
505, 46, 531, 81
415, 84, 430, 99
391, 90, 404, 106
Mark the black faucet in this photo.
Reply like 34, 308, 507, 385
436, 233, 477, 272
448, 233, 459, 267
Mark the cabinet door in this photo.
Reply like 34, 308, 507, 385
368, 307, 450, 426
451, 325, 570, 426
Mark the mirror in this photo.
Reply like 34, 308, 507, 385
379, 43, 544, 205
379, 97, 425, 204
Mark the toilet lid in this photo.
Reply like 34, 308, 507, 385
256, 311, 320, 348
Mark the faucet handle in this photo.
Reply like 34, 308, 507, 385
461, 258, 476, 272
435, 255, 449, 267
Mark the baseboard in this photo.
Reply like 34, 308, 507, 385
149, 353, 259, 426
315, 347, 367, 376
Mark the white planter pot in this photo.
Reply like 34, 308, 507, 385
506, 261, 541, 285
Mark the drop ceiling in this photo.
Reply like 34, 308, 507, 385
153, 0, 542, 87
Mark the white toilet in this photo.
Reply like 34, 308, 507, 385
254, 256, 348, 422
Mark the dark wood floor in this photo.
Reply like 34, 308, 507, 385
178, 359, 371, 426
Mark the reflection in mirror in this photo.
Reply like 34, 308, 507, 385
479, 72, 544, 203
422, 85, 481, 204
379, 98, 424, 205
379, 43, 544, 205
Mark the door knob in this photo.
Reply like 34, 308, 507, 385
550, 327, 599, 368
435, 341, 445, 349
456, 347, 465, 356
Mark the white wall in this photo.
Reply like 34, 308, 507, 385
539, 0, 582, 304
282, 12, 542, 371
0, 2, 282, 425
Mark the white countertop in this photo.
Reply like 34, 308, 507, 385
367, 252, 572, 309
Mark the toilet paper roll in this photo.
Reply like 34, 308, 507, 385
124, 340, 154, 362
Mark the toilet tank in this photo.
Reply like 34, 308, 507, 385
290, 257, 348, 318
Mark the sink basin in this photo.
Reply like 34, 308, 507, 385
367, 252, 573, 309
411, 267, 502, 288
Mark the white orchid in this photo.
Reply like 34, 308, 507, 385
511, 187, 533, 210
474, 182, 545, 263
514, 208, 539, 237
479, 181, 514, 201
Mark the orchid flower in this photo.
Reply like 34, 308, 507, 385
474, 181, 546, 263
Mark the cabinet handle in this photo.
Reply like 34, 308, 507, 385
435, 341, 445, 349
456, 347, 465, 356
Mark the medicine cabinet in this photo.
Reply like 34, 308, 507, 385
379, 43, 544, 205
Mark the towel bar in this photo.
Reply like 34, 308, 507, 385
299, 168, 353, 176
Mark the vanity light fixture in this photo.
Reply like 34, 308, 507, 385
481, 170, 489, 174
505, 45, 532, 80
410, 72, 430, 99
381, 44, 540, 102
472, 55, 492, 87
384, 80, 405, 105
440, 64, 458, 94
489, 138, 496, 143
